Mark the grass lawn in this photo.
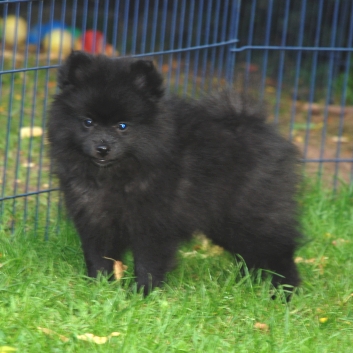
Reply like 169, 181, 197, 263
0, 182, 352, 353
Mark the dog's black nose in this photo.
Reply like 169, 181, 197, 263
96, 145, 110, 157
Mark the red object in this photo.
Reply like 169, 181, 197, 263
82, 30, 104, 53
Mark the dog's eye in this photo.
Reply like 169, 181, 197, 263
118, 123, 127, 131
83, 118, 94, 128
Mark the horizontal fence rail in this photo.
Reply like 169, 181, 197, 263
231, 46, 353, 52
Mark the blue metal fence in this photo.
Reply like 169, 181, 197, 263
1, 0, 353, 236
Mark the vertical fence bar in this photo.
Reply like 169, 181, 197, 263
10, 2, 22, 232
273, 0, 290, 125
92, 0, 99, 53
183, 1, 195, 95
207, 0, 221, 91
289, 0, 306, 141
80, 0, 88, 50
225, 0, 240, 84
334, 2, 353, 188
102, 0, 110, 52
43, 0, 57, 239
112, 0, 120, 53
0, 2, 9, 223
244, 0, 257, 91
59, 0, 67, 61
332, 0, 349, 90
259, 0, 273, 101
121, 0, 130, 55
216, 0, 229, 85
34, 1, 45, 233
166, 0, 178, 91
191, 0, 204, 95
174, 0, 186, 92
140, 0, 149, 54
318, 0, 340, 179
131, 0, 140, 55
71, 0, 78, 48
158, 0, 168, 68
22, 1, 34, 227
200, 0, 213, 90
149, 0, 159, 54
302, 0, 324, 171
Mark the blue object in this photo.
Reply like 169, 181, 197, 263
2, 0, 353, 238
27, 21, 68, 45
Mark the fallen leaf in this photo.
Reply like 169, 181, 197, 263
20, 127, 43, 138
331, 136, 349, 143
76, 332, 121, 344
0, 347, 17, 353
295, 256, 327, 274
77, 333, 108, 344
180, 235, 225, 258
113, 261, 127, 280
254, 322, 269, 332
22, 162, 35, 168
104, 44, 118, 56
179, 250, 198, 257
207, 245, 224, 256
294, 135, 303, 143
301, 103, 322, 114
295, 257, 315, 264
103, 257, 127, 280
265, 86, 275, 93
38, 327, 120, 344
332, 238, 350, 246
37, 327, 69, 342
198, 234, 224, 256
295, 257, 326, 264
47, 81, 57, 88
161, 64, 170, 73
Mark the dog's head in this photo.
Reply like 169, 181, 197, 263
49, 51, 171, 168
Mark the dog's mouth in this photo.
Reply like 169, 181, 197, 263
91, 158, 115, 167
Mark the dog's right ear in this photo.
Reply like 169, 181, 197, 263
130, 60, 164, 99
57, 51, 93, 89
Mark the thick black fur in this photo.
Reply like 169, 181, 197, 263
48, 51, 303, 295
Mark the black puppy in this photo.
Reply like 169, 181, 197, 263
48, 51, 302, 295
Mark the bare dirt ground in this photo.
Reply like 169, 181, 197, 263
288, 102, 353, 186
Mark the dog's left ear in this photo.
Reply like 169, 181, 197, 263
57, 51, 94, 89
130, 60, 164, 99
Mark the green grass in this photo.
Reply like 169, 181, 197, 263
0, 182, 353, 352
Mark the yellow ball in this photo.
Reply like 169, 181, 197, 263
3, 15, 27, 46
43, 29, 73, 57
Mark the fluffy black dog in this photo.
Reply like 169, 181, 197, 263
48, 51, 302, 295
